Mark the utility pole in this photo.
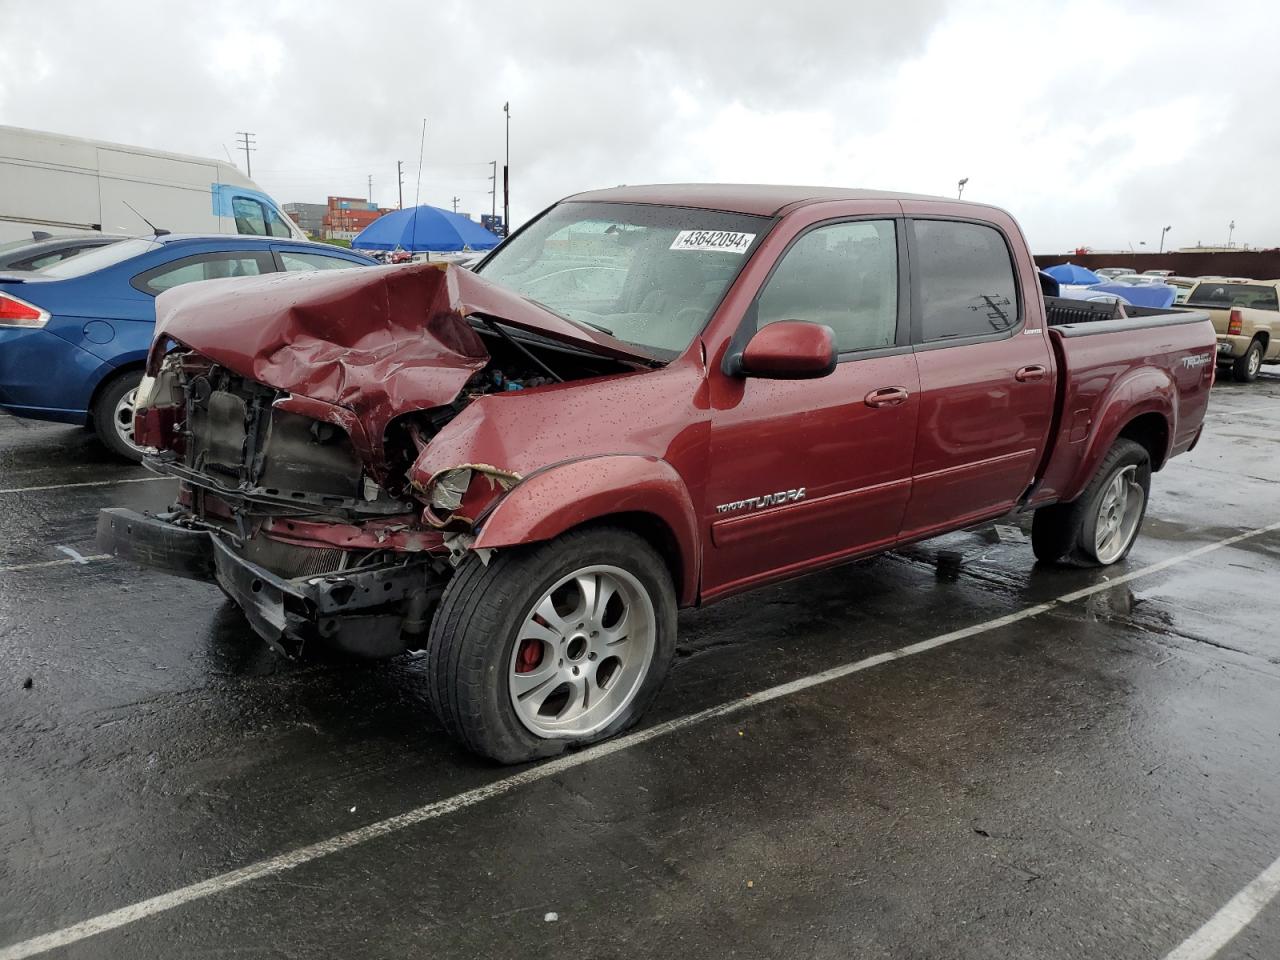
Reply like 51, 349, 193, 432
1228, 219, 1236, 248
489, 160, 497, 219
367, 174, 373, 204
236, 131, 256, 177
397, 161, 404, 209
451, 196, 461, 214
503, 102, 511, 235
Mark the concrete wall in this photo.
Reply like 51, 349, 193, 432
1033, 251, 1280, 279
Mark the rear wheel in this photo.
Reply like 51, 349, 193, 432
1032, 438, 1151, 567
426, 526, 677, 764
91, 369, 145, 462
1232, 339, 1265, 382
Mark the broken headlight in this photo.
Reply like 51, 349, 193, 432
429, 468, 473, 512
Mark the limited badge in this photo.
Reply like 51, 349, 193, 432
669, 230, 756, 254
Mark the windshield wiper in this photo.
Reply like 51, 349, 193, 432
478, 317, 564, 383
523, 296, 615, 336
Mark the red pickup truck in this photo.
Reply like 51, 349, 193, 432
98, 185, 1215, 762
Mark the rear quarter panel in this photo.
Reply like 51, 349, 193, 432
1033, 317, 1215, 505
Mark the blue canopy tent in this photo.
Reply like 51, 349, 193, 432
1088, 282, 1176, 308
1043, 262, 1103, 286
353, 205, 502, 253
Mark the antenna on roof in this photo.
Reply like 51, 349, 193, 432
122, 201, 170, 237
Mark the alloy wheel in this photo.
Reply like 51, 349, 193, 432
1093, 465, 1144, 564
508, 564, 656, 739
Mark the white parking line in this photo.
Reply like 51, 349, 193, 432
2, 519, 1279, 960
0, 476, 172, 496
0, 554, 109, 575
1163, 852, 1280, 960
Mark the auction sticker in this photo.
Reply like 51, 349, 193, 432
669, 230, 756, 254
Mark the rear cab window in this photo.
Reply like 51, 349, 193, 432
910, 219, 1020, 343
1187, 282, 1279, 311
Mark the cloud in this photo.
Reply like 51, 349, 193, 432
0, 0, 1277, 250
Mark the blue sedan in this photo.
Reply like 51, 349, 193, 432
0, 235, 377, 458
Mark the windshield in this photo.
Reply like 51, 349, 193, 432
38, 237, 161, 279
476, 201, 770, 356
1187, 282, 1279, 311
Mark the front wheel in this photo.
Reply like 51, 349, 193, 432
426, 526, 677, 763
1031, 438, 1151, 567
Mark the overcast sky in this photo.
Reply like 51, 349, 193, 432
1, 0, 1276, 252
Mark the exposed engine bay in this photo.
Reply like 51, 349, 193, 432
126, 311, 642, 658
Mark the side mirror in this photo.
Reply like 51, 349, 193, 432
733, 320, 837, 379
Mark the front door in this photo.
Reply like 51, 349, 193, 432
703, 218, 919, 599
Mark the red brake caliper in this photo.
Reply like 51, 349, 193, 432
515, 638, 543, 673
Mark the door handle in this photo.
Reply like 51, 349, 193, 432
1015, 365, 1047, 382
864, 386, 910, 408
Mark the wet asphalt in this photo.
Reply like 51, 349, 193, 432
2, 375, 1280, 959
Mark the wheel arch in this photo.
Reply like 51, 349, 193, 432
84, 359, 145, 426
471, 455, 700, 606
1061, 370, 1175, 502
1117, 411, 1170, 472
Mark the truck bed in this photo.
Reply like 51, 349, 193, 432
1044, 296, 1208, 334
1031, 297, 1215, 507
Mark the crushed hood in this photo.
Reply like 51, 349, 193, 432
151, 262, 652, 448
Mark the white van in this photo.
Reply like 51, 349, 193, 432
0, 125, 305, 243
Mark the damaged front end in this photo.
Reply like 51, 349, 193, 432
97, 262, 649, 657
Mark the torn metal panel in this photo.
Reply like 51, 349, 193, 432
147, 263, 656, 463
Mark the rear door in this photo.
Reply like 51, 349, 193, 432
703, 215, 919, 598
899, 213, 1055, 538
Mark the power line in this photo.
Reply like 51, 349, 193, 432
413, 118, 427, 208
235, 131, 256, 178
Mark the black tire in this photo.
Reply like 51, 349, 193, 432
1231, 340, 1265, 383
426, 526, 677, 764
91, 369, 145, 462
1031, 438, 1151, 567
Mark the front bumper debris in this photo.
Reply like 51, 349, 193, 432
96, 507, 216, 581
96, 508, 440, 658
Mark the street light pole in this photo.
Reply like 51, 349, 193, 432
957, 177, 968, 199
1228, 220, 1236, 248
503, 102, 511, 235
1159, 225, 1171, 254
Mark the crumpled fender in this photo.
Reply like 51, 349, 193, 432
472, 455, 700, 605
1061, 366, 1175, 502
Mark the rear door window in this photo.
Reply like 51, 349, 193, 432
132, 251, 276, 295
278, 250, 364, 272
912, 220, 1020, 342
